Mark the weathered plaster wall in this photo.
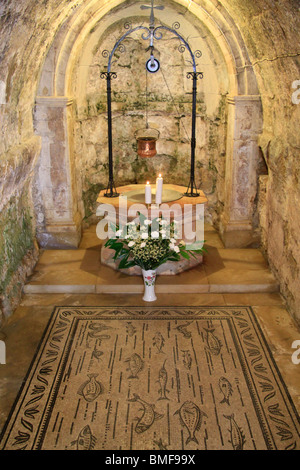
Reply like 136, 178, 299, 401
219, 0, 300, 322
0, 0, 81, 324
0, 183, 39, 325
0, 138, 40, 326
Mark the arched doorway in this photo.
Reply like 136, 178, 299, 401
33, 0, 262, 248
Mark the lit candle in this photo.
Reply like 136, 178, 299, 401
155, 173, 163, 204
145, 181, 152, 204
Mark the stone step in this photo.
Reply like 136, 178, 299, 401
24, 246, 279, 295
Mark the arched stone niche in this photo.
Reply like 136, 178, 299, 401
33, 0, 262, 248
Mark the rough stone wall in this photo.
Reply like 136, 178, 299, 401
0, 138, 40, 326
0, 0, 81, 154
0, 185, 39, 325
221, 0, 300, 323
0, 0, 80, 325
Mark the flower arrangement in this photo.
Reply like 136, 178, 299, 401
104, 212, 205, 271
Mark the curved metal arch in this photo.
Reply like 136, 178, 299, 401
107, 25, 150, 73
106, 23, 199, 72
153, 25, 197, 72
102, 21, 203, 197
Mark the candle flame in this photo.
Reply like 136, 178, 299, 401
146, 181, 150, 185
159, 173, 162, 178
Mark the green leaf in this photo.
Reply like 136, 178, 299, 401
185, 250, 198, 259
118, 261, 128, 269
120, 247, 130, 256
191, 248, 206, 254
109, 240, 122, 249
180, 251, 190, 260
112, 244, 125, 260
159, 252, 180, 263
118, 254, 131, 269
124, 260, 136, 269
104, 238, 116, 248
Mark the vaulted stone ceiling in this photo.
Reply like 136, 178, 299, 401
1, 0, 299, 150
0, 1, 299, 322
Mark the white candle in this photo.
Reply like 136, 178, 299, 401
145, 181, 152, 204
155, 174, 163, 204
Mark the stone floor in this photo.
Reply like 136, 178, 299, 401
0, 224, 299, 438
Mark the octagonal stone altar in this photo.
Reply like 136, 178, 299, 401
96, 184, 207, 275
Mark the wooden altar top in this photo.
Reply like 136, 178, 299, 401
97, 184, 207, 208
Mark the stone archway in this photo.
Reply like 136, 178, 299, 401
33, 0, 262, 248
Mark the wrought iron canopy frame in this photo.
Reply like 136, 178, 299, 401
101, 17, 203, 198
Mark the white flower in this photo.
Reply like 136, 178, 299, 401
141, 233, 148, 239
179, 240, 186, 247
174, 246, 180, 253
128, 241, 135, 247
151, 231, 159, 239
140, 242, 146, 248
170, 238, 177, 244
144, 219, 152, 225
115, 229, 122, 237
159, 219, 167, 226
169, 243, 175, 250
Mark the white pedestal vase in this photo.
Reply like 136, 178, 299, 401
142, 269, 157, 302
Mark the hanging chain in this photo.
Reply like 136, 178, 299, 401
159, 65, 191, 143
145, 67, 149, 129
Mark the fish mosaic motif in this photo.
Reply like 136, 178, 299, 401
219, 377, 233, 405
157, 359, 170, 401
181, 350, 192, 370
153, 332, 165, 354
125, 353, 144, 379
91, 345, 104, 362
86, 322, 112, 347
89, 322, 112, 332
77, 374, 103, 402
204, 328, 222, 356
175, 321, 193, 338
126, 322, 137, 337
70, 425, 97, 450
128, 394, 164, 434
174, 401, 207, 445
224, 414, 246, 450
1, 307, 299, 451
153, 438, 168, 450
86, 335, 111, 350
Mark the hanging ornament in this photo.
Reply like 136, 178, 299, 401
135, 128, 160, 158
146, 54, 160, 73
144, 0, 162, 74
134, 57, 160, 158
